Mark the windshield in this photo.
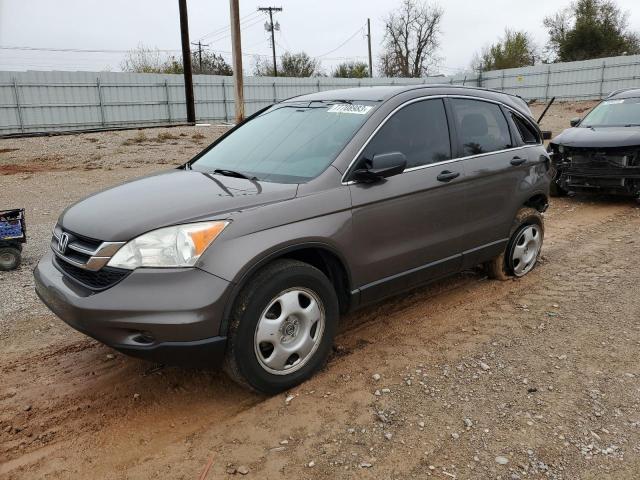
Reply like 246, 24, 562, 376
191, 101, 377, 183
581, 97, 640, 127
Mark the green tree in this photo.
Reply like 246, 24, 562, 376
472, 29, 537, 72
191, 51, 233, 76
543, 0, 640, 62
379, 0, 444, 77
254, 51, 322, 77
121, 45, 233, 75
332, 61, 370, 78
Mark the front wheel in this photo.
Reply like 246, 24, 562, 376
224, 259, 339, 394
487, 207, 544, 280
0, 247, 21, 271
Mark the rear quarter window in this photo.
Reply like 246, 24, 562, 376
511, 113, 541, 144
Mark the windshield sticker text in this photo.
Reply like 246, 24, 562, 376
327, 104, 373, 115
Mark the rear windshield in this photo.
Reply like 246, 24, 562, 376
581, 97, 640, 127
191, 101, 377, 183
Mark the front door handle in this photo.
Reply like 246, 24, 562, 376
437, 170, 460, 182
510, 156, 526, 166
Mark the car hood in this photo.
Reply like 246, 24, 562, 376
552, 126, 640, 149
59, 169, 298, 241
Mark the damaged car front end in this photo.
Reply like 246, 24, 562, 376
549, 144, 640, 196
549, 89, 640, 198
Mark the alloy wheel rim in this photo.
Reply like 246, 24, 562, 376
254, 287, 325, 375
511, 225, 541, 277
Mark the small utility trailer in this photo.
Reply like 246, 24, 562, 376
0, 208, 26, 271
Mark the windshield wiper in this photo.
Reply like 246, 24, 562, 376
213, 169, 257, 180
624, 123, 640, 127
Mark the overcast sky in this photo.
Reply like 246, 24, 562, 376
1, 0, 640, 75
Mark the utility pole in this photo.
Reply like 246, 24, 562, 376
366, 18, 373, 78
229, 0, 244, 122
178, 0, 196, 123
191, 40, 209, 73
258, 6, 282, 77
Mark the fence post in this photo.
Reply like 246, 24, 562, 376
544, 65, 551, 102
163, 80, 172, 123
12, 78, 24, 133
96, 77, 106, 127
272, 81, 277, 103
317, 79, 321, 92
221, 78, 228, 123
477, 70, 482, 88
501, 71, 505, 91
599, 61, 607, 98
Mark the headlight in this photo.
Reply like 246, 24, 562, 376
107, 221, 228, 270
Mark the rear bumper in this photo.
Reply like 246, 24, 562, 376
34, 251, 232, 368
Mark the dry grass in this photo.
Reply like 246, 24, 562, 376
121, 131, 148, 146
156, 132, 179, 141
191, 133, 206, 140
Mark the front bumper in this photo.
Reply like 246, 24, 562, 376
34, 251, 232, 367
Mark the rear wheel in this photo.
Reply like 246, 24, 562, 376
224, 259, 339, 394
0, 247, 21, 271
487, 207, 544, 280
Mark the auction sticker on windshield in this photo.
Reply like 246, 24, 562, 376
327, 104, 373, 115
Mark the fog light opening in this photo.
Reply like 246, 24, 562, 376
132, 333, 155, 345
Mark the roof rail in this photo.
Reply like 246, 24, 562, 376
606, 88, 632, 98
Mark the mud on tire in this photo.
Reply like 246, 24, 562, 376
487, 207, 544, 281
223, 259, 339, 394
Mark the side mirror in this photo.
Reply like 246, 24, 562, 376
351, 152, 407, 183
570, 117, 581, 127
541, 130, 553, 140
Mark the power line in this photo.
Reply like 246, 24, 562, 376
316, 24, 365, 58
203, 16, 265, 44
196, 10, 260, 41
0, 45, 181, 53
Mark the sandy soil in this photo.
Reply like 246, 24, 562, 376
1, 103, 639, 480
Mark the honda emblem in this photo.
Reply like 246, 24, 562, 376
58, 232, 70, 254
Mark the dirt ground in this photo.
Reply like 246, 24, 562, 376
2, 101, 640, 480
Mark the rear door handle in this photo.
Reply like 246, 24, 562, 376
510, 156, 526, 166
436, 170, 460, 182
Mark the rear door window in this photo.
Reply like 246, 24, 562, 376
450, 99, 513, 156
360, 99, 451, 169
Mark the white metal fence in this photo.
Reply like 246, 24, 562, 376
1, 53, 640, 135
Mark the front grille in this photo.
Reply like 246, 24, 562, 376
54, 256, 129, 291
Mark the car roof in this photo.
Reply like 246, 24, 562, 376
608, 88, 640, 99
285, 84, 532, 118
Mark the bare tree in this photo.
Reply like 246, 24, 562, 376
379, 0, 444, 77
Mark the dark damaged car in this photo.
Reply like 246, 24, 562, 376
548, 88, 640, 198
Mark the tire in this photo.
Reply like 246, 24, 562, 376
0, 247, 21, 271
487, 207, 544, 281
224, 259, 339, 394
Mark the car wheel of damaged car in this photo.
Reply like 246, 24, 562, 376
549, 177, 568, 197
224, 259, 339, 394
487, 207, 544, 280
